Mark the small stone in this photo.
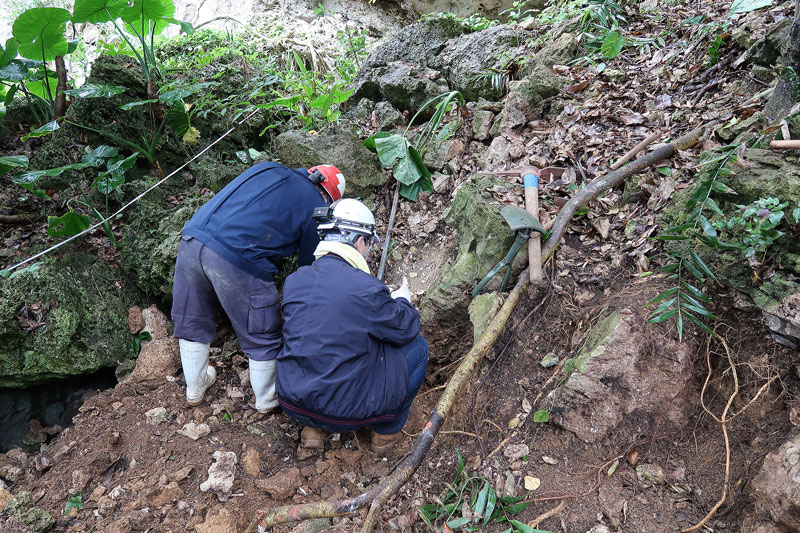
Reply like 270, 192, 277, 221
256, 467, 303, 500
0, 488, 12, 509
540, 352, 559, 368
196, 506, 237, 533
109, 486, 125, 500
541, 456, 559, 465
524, 476, 540, 491
140, 481, 184, 507
105, 518, 132, 533
89, 485, 106, 502
227, 387, 245, 400
503, 473, 515, 497
169, 465, 194, 482
636, 464, 666, 485
242, 448, 261, 478
177, 423, 211, 441
145, 407, 168, 425
127, 306, 145, 334
200, 451, 238, 502
503, 444, 530, 462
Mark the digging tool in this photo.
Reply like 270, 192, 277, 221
494, 167, 564, 283
472, 205, 544, 297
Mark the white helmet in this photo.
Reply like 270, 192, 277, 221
314, 198, 379, 247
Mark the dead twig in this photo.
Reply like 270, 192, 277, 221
610, 131, 663, 170
528, 499, 566, 528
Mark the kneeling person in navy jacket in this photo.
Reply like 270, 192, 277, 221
276, 198, 429, 452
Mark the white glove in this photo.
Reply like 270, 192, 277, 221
390, 276, 411, 301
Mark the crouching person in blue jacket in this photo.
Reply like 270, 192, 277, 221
171, 162, 346, 412
276, 199, 429, 453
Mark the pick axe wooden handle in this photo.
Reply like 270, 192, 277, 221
524, 173, 543, 283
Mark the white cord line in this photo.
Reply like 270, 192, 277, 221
3, 109, 260, 273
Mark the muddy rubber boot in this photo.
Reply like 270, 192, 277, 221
249, 359, 279, 414
300, 427, 325, 449
179, 339, 216, 406
370, 405, 419, 453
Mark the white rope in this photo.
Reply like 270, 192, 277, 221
3, 109, 260, 273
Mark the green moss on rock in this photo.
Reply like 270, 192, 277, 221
0, 254, 130, 387
2, 492, 55, 532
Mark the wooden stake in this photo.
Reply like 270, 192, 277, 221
524, 173, 543, 284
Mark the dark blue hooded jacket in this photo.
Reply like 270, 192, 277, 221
182, 162, 326, 281
276, 254, 420, 422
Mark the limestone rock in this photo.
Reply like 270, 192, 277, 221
289, 517, 333, 533
196, 506, 237, 533
178, 423, 211, 441
0, 488, 12, 510
440, 25, 528, 101
2, 492, 55, 532
256, 466, 303, 500
520, 32, 577, 76
275, 123, 386, 198
351, 61, 450, 118
0, 253, 131, 387
751, 432, 800, 530
145, 407, 168, 425
550, 303, 693, 443
130, 306, 180, 381
374, 102, 405, 131
420, 174, 525, 344
468, 292, 502, 344
105, 518, 132, 533
139, 482, 184, 508
200, 451, 238, 502
242, 448, 262, 478
423, 138, 464, 171
127, 306, 145, 334
472, 109, 495, 140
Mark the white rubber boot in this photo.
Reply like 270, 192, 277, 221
179, 339, 216, 406
249, 359, 279, 413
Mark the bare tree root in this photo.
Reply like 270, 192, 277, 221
244, 122, 714, 533
529, 500, 566, 528
681, 331, 779, 533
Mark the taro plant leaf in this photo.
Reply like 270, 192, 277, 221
102, 152, 138, 177
21, 120, 59, 141
48, 210, 91, 238
121, 0, 176, 37
14, 160, 93, 184
120, 98, 158, 110
0, 155, 29, 176
363, 131, 391, 152
601, 30, 625, 59
82, 145, 119, 166
395, 145, 431, 186
18, 181, 49, 199
399, 175, 433, 202
0, 60, 29, 82
159, 81, 217, 103
374, 134, 410, 169
94, 171, 126, 194
72, 0, 127, 24
12, 8, 70, 61
162, 17, 194, 35
26, 75, 59, 100
730, 0, 772, 13
63, 83, 127, 98
0, 38, 19, 66
166, 103, 190, 137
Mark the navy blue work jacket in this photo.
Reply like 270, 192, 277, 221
276, 254, 420, 422
182, 162, 326, 281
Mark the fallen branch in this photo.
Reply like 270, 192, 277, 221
244, 122, 713, 533
610, 131, 662, 170
0, 213, 40, 224
769, 139, 800, 150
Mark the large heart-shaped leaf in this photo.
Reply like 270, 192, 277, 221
363, 132, 391, 153
21, 120, 59, 142
14, 160, 93, 184
82, 145, 119, 166
120, 98, 158, 110
0, 60, 29, 82
399, 175, 433, 202
159, 81, 216, 103
393, 144, 430, 186
121, 0, 175, 37
63, 83, 127, 98
72, 0, 127, 24
166, 103, 189, 137
24, 74, 59, 101
48, 210, 91, 238
601, 30, 624, 59
374, 134, 409, 168
0, 38, 19, 67
12, 8, 70, 61
0, 155, 29, 176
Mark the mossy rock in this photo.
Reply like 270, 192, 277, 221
0, 253, 131, 387
420, 174, 526, 344
2, 491, 54, 532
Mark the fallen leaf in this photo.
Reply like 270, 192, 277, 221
626, 447, 640, 466
541, 455, 558, 465
521, 398, 532, 413
592, 217, 611, 239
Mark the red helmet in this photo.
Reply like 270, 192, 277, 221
308, 165, 346, 203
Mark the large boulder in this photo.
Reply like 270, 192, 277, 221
0, 254, 132, 387
352, 62, 450, 117
520, 32, 578, 77
549, 296, 694, 443
751, 433, 800, 530
439, 25, 528, 101
419, 174, 526, 344
274, 123, 386, 198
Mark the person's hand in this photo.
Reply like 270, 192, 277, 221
390, 276, 411, 301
